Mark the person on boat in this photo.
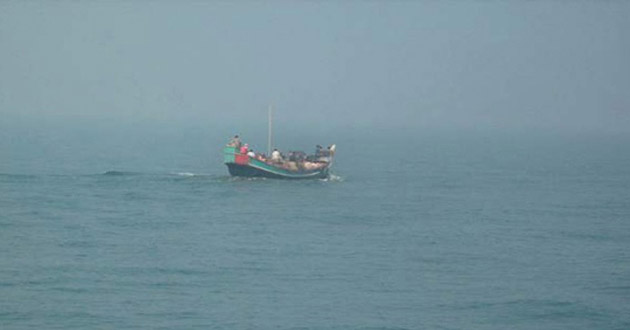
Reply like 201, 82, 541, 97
315, 145, 323, 156
240, 144, 249, 154
317, 147, 329, 158
228, 135, 241, 148
289, 151, 306, 162
271, 148, 281, 162
247, 149, 255, 158
287, 161, 298, 171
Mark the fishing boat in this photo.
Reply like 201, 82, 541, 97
223, 146, 334, 179
224, 106, 335, 179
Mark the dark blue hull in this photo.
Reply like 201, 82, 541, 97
226, 163, 329, 180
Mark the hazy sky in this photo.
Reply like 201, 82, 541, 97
1, 1, 628, 133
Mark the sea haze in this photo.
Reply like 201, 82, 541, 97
1, 125, 629, 329
1, 0, 629, 328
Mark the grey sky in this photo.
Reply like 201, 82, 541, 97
1, 1, 628, 132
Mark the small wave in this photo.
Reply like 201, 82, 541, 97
227, 176, 268, 182
0, 173, 38, 179
170, 173, 239, 182
172, 172, 196, 177
102, 171, 140, 176
321, 174, 344, 182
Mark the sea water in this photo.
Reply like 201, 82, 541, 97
1, 124, 629, 329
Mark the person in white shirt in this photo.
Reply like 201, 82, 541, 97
247, 149, 255, 158
271, 148, 281, 162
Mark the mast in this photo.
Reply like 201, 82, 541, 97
267, 104, 272, 156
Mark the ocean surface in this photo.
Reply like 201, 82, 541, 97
1, 124, 629, 329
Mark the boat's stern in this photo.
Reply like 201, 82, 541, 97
224, 146, 249, 165
223, 146, 237, 164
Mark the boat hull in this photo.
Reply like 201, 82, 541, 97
226, 163, 328, 180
